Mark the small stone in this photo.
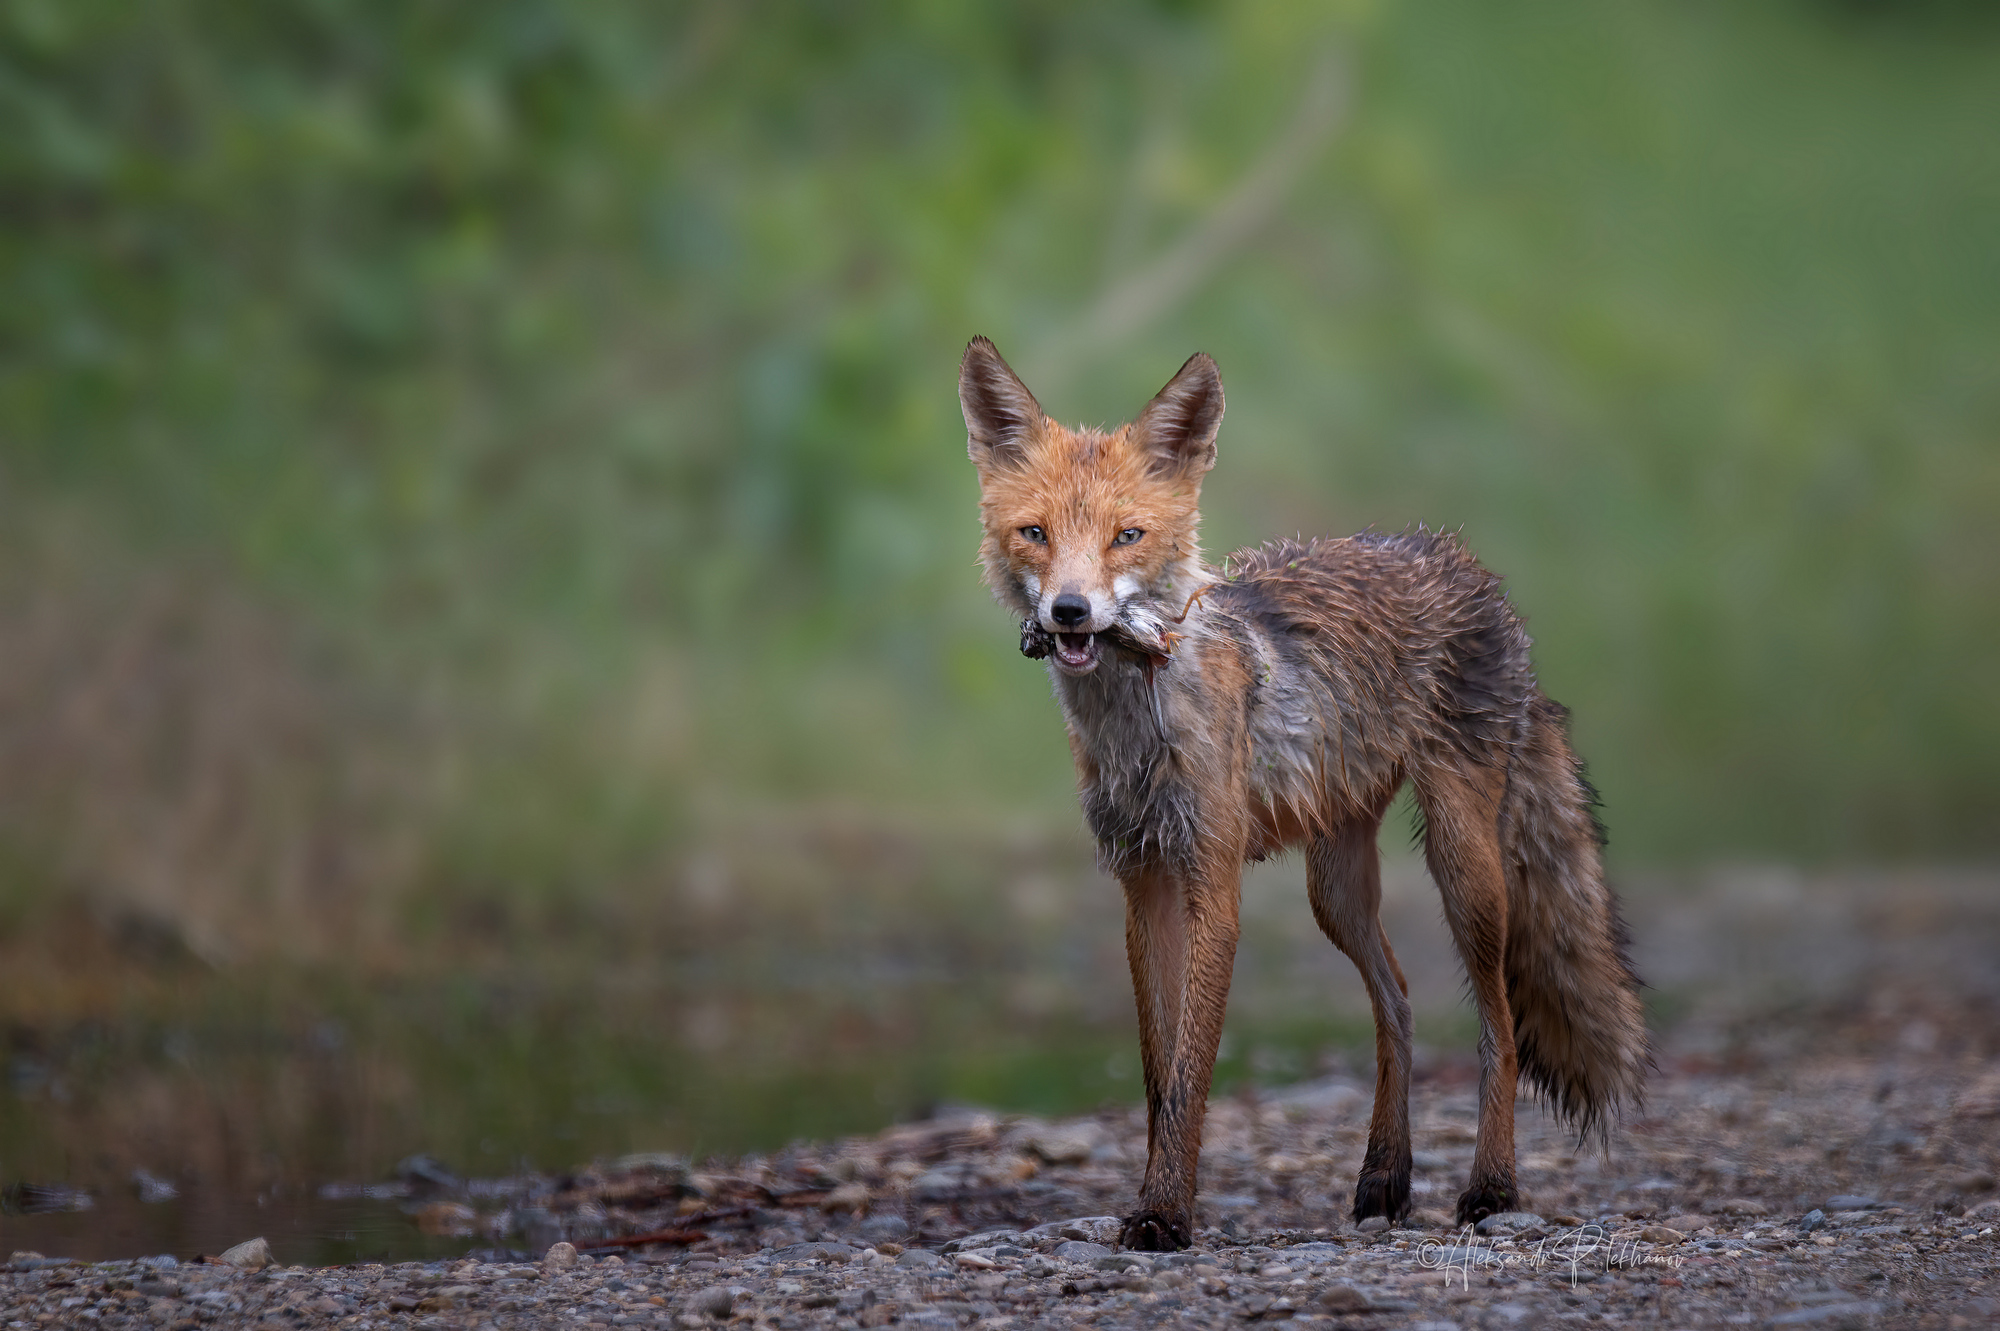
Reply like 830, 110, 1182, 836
1474, 1212, 1546, 1238
855, 1215, 911, 1245
1661, 1212, 1708, 1232
910, 1168, 969, 1199
1094, 1253, 1152, 1274
1024, 1216, 1122, 1245
1799, 1209, 1827, 1235
217, 1238, 274, 1271
1053, 1241, 1112, 1262
691, 1285, 743, 1318
954, 1252, 995, 1269
1023, 1131, 1097, 1165
1316, 1284, 1373, 1313
894, 1249, 944, 1269
768, 1241, 859, 1263
1639, 1226, 1685, 1244
1356, 1216, 1391, 1234
1709, 1197, 1770, 1216
417, 1285, 476, 1311
940, 1229, 1023, 1254
543, 1241, 580, 1271
822, 1183, 872, 1213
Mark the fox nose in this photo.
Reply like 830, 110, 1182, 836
1051, 593, 1091, 629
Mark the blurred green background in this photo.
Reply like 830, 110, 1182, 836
1, 0, 1996, 1228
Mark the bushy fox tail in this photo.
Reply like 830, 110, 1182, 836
1502, 695, 1650, 1137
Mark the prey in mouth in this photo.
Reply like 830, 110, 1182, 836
1021, 619, 1103, 672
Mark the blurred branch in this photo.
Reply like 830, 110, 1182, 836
1031, 49, 1351, 386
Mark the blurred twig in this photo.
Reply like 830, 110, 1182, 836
1030, 48, 1350, 389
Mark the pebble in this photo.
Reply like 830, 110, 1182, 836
1024, 1215, 1122, 1244
1053, 1239, 1113, 1261
1317, 1283, 1374, 1312
1473, 1211, 1546, 1237
766, 1240, 858, 1262
1095, 1253, 1152, 1273
216, 1237, 274, 1270
1710, 1197, 1771, 1216
691, 1284, 742, 1316
855, 1214, 911, 1244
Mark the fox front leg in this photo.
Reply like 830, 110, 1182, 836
1118, 861, 1242, 1251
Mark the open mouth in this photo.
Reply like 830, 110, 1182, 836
1052, 631, 1101, 674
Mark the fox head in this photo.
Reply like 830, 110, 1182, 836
960, 336, 1223, 676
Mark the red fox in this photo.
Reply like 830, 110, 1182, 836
959, 337, 1648, 1250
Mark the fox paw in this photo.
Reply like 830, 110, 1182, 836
1119, 1209, 1191, 1251
1352, 1168, 1412, 1225
1454, 1178, 1519, 1226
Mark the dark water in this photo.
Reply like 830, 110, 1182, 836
0, 1185, 494, 1267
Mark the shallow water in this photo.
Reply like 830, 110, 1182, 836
0, 1185, 490, 1267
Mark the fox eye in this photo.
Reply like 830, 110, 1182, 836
1113, 528, 1144, 546
1019, 525, 1046, 544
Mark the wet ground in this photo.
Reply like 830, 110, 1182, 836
6, 1021, 1999, 1328
3, 862, 1997, 1316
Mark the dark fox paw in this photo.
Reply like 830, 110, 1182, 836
1119, 1209, 1191, 1251
1352, 1168, 1412, 1225
1454, 1178, 1519, 1226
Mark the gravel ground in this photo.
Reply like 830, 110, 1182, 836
8, 1026, 1998, 1331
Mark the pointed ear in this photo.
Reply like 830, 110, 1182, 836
959, 336, 1044, 469
1132, 352, 1224, 479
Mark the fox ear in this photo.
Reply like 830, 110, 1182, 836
1133, 352, 1224, 479
959, 336, 1044, 469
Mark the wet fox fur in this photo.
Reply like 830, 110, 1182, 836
958, 337, 1648, 1250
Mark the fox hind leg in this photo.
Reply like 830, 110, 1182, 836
1306, 815, 1414, 1224
1418, 763, 1522, 1224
